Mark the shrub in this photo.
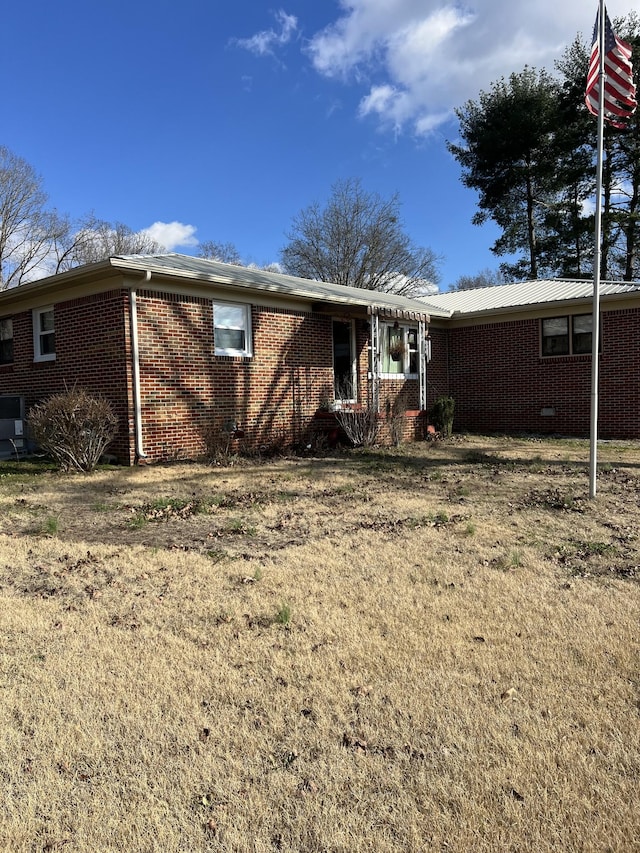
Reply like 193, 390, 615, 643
429, 396, 455, 438
335, 407, 380, 448
201, 419, 243, 465
385, 393, 407, 447
28, 388, 117, 473
202, 424, 234, 465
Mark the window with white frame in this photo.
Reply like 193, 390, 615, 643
213, 301, 252, 356
33, 307, 55, 362
381, 324, 418, 375
541, 314, 595, 356
0, 318, 13, 364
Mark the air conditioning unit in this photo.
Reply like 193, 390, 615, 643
0, 395, 26, 459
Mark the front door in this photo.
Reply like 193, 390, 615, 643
332, 320, 356, 401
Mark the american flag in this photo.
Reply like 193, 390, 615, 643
585, 5, 637, 129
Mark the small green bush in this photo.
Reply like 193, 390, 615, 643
29, 388, 117, 473
429, 396, 455, 437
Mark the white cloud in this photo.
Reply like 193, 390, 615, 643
306, 0, 633, 135
234, 9, 298, 57
142, 221, 198, 251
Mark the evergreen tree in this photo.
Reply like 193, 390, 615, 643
449, 12, 640, 281
448, 68, 562, 280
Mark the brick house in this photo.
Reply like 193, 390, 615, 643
4, 258, 639, 463
0, 254, 432, 462
424, 279, 640, 439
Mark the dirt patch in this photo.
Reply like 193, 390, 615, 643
3, 436, 640, 583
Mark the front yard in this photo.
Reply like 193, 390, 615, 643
1, 435, 638, 851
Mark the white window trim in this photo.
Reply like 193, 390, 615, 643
380, 323, 419, 378
33, 306, 56, 363
213, 300, 252, 357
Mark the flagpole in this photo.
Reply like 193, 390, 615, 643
589, 0, 606, 499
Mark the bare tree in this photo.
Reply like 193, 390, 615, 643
0, 146, 71, 289
53, 215, 165, 271
198, 240, 242, 265
451, 267, 508, 291
258, 262, 283, 273
0, 145, 170, 286
280, 178, 440, 297
197, 242, 286, 272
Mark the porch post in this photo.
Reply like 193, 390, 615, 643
368, 308, 381, 413
418, 319, 427, 411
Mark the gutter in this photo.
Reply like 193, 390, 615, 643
130, 270, 151, 462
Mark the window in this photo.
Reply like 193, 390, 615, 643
33, 307, 55, 362
0, 318, 13, 364
381, 324, 418, 375
333, 320, 356, 400
541, 314, 595, 357
572, 314, 593, 354
213, 301, 252, 356
407, 328, 419, 374
541, 316, 568, 355
0, 395, 22, 419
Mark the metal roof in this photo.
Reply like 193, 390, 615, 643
110, 253, 432, 320
422, 278, 640, 318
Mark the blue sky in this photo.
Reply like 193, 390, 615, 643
3, 0, 633, 290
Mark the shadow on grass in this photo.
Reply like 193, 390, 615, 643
0, 458, 59, 479
4, 435, 640, 505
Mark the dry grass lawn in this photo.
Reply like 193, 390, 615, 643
0, 434, 639, 852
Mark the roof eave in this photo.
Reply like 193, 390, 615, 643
0, 257, 434, 319
0, 259, 124, 308
443, 289, 640, 321
111, 256, 434, 315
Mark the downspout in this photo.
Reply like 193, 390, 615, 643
130, 270, 151, 462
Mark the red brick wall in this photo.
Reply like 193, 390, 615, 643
439, 308, 640, 439
598, 308, 640, 438
134, 291, 337, 460
2, 286, 433, 465
134, 297, 430, 460
425, 326, 451, 412
13, 283, 637, 458
0, 290, 134, 462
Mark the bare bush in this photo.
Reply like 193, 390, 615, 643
28, 388, 117, 472
385, 393, 408, 447
335, 407, 379, 447
201, 420, 242, 465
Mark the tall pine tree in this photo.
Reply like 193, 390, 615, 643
449, 13, 640, 281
